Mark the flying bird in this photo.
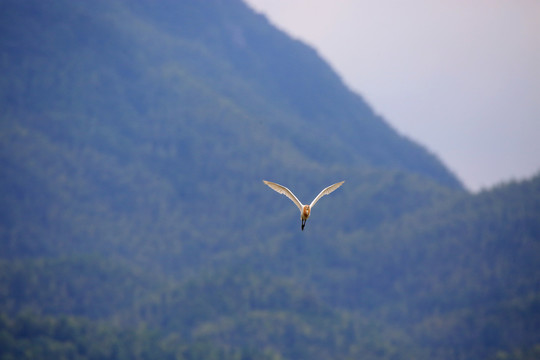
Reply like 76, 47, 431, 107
263, 180, 345, 230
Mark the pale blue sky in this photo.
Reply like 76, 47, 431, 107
246, 0, 540, 191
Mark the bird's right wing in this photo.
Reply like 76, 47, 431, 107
309, 181, 345, 208
263, 180, 304, 211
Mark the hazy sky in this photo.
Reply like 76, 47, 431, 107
245, 0, 540, 191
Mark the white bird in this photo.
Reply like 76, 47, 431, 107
263, 180, 345, 230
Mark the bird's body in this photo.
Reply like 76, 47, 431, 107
263, 180, 344, 230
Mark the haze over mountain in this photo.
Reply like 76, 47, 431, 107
1, 1, 539, 359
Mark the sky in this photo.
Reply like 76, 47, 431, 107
245, 0, 540, 191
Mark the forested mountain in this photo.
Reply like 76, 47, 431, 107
1, 0, 539, 359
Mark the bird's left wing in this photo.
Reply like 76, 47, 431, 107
263, 180, 304, 211
309, 181, 345, 208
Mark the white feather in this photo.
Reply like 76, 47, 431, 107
309, 181, 345, 208
262, 180, 304, 211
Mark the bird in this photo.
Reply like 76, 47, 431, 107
263, 180, 345, 230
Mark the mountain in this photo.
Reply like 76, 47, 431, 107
0, 0, 463, 266
1, 0, 461, 184
1, 0, 539, 359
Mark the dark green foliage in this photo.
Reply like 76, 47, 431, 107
0, 312, 278, 360
0, 0, 539, 359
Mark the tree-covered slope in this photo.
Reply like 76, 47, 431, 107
1, 175, 538, 359
1, 0, 461, 185
0, 0, 462, 265
1, 0, 538, 359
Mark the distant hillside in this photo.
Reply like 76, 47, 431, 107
0, 0, 461, 186
0, 0, 463, 263
1, 0, 538, 359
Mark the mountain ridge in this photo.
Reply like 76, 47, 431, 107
1, 0, 462, 188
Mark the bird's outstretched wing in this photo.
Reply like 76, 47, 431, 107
309, 181, 345, 208
263, 180, 304, 211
